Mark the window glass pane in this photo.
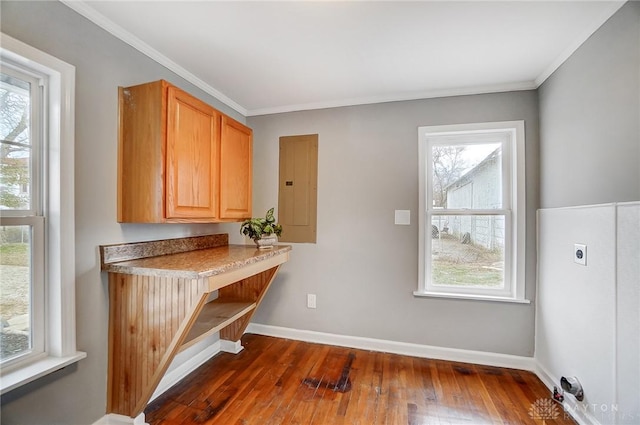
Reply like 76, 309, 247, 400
0, 225, 32, 361
1, 72, 32, 211
430, 215, 505, 288
432, 143, 501, 209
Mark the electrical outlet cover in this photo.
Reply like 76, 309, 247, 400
574, 244, 587, 266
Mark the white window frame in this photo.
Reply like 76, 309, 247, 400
0, 33, 86, 394
415, 121, 528, 303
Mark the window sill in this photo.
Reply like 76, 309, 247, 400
413, 291, 531, 304
0, 351, 87, 395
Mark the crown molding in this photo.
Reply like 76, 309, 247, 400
535, 0, 626, 87
60, 0, 624, 118
246, 81, 538, 116
60, 0, 248, 116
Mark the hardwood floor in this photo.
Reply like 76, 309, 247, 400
145, 334, 576, 425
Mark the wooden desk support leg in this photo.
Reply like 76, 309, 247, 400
219, 265, 281, 344
107, 273, 209, 418
107, 264, 285, 418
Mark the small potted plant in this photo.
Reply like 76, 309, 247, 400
240, 207, 283, 249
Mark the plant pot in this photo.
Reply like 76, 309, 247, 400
255, 234, 277, 249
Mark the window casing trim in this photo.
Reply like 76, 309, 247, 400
0, 32, 85, 394
417, 121, 527, 302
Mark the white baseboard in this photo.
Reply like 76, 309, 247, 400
220, 339, 244, 354
246, 323, 536, 371
150, 336, 221, 402
92, 413, 147, 425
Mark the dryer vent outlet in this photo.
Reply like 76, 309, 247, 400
560, 376, 584, 401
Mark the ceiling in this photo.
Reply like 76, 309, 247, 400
63, 1, 625, 116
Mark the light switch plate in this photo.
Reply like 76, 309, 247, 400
574, 243, 587, 266
395, 210, 410, 225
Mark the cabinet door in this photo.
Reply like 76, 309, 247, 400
166, 86, 220, 219
220, 117, 252, 219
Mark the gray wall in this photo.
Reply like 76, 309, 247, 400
0, 2, 243, 424
247, 91, 539, 356
539, 1, 640, 208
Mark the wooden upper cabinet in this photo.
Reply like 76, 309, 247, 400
220, 116, 252, 219
166, 86, 220, 219
118, 80, 252, 223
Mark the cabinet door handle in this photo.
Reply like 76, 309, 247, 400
285, 181, 294, 186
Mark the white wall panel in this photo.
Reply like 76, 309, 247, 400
537, 203, 640, 425
537, 204, 616, 423
616, 203, 640, 424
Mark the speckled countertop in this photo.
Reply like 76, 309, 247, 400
100, 234, 291, 279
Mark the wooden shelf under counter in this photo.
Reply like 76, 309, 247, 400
180, 300, 256, 351
99, 234, 291, 419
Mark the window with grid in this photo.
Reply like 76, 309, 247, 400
0, 65, 45, 366
416, 121, 526, 302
